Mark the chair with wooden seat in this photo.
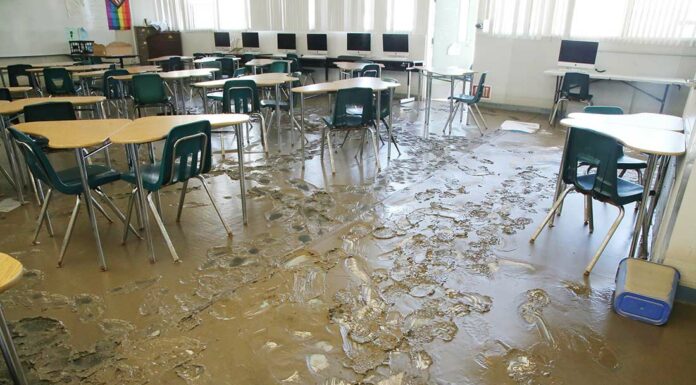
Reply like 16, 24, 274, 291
7, 64, 39, 91
43, 68, 78, 96
131, 74, 175, 117
9, 128, 135, 266
549, 72, 593, 125
0, 252, 28, 385
445, 72, 488, 134
530, 127, 644, 275
583, 106, 647, 183
321, 87, 380, 174
121, 121, 233, 261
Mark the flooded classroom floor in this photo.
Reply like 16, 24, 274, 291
0, 97, 695, 385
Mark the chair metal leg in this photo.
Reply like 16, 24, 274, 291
584, 206, 625, 275
474, 104, 489, 130
32, 188, 53, 244
93, 188, 141, 240
219, 132, 226, 160
530, 186, 574, 242
0, 304, 28, 385
367, 127, 381, 172
147, 192, 180, 262
122, 189, 136, 244
320, 126, 327, 159
468, 105, 484, 134
58, 196, 81, 267
176, 180, 188, 222
326, 129, 336, 175
196, 175, 233, 237
382, 118, 401, 156
35, 181, 54, 237
584, 194, 594, 233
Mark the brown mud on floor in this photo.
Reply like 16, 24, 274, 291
1, 100, 695, 384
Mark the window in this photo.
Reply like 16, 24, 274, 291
308, 0, 316, 30
363, 0, 375, 31
458, 0, 470, 41
386, 0, 416, 32
481, 0, 696, 45
155, 0, 249, 31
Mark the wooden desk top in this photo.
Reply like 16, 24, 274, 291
1, 61, 78, 70
65, 64, 112, 72
127, 65, 162, 74
93, 54, 138, 59
334, 62, 385, 71
560, 118, 686, 156
411, 66, 475, 77
245, 59, 292, 67
12, 119, 130, 149
193, 73, 298, 89
566, 112, 684, 132
6, 86, 32, 93
0, 252, 23, 293
292, 77, 401, 95
112, 114, 250, 144
194, 57, 221, 64
159, 69, 219, 80
147, 55, 194, 62
0, 96, 106, 115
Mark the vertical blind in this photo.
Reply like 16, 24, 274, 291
481, 0, 696, 45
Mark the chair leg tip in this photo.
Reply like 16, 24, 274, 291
529, 238, 535, 244
583, 270, 591, 276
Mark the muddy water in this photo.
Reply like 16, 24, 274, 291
0, 101, 695, 384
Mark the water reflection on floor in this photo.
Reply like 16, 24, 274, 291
0, 98, 695, 384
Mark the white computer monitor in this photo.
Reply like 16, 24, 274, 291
558, 40, 599, 69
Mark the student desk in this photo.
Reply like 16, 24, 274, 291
5, 87, 32, 98
147, 55, 195, 69
111, 114, 250, 263
75, 66, 162, 99
559, 115, 686, 260
244, 59, 293, 74
0, 96, 107, 203
545, 69, 691, 113
159, 69, 219, 114
291, 77, 401, 162
409, 66, 476, 135
90, 54, 139, 68
12, 119, 131, 270
333, 62, 384, 79
1, 61, 78, 87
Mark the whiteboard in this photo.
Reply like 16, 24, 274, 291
0, 0, 117, 57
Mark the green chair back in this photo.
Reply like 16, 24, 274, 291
242, 54, 255, 63
331, 87, 374, 128
286, 54, 301, 72
102, 69, 129, 99
376, 78, 398, 119
200, 60, 222, 79
132, 74, 168, 105
158, 121, 212, 187
584, 106, 623, 115
7, 64, 38, 88
268, 61, 289, 73
193, 53, 206, 59
471, 72, 488, 103
43, 68, 77, 96
24, 102, 76, 122
0, 88, 11, 101
89, 57, 103, 64
233, 67, 248, 77
217, 58, 236, 77
360, 64, 380, 78
562, 127, 621, 203
222, 79, 260, 114
8, 128, 74, 194
561, 72, 591, 100
164, 57, 184, 72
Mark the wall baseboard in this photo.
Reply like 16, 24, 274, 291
479, 101, 552, 115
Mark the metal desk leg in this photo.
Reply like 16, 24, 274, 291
424, 72, 433, 137
300, 94, 306, 169
127, 144, 156, 263
376, 89, 382, 163
0, 304, 28, 385
275, 83, 281, 151
74, 148, 107, 270
179, 79, 187, 114
388, 87, 394, 159
417, 70, 423, 102
203, 88, 209, 113
0, 118, 24, 203
549, 127, 572, 227
629, 155, 658, 258
659, 85, 669, 113
235, 123, 248, 224
639, 155, 671, 258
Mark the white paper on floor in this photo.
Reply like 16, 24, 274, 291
501, 120, 540, 133
0, 198, 21, 213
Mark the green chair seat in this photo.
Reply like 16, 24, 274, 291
575, 174, 643, 206
617, 155, 648, 170
449, 94, 477, 104
120, 162, 164, 192
260, 99, 290, 110
207, 91, 223, 101
56, 165, 122, 195
321, 115, 364, 129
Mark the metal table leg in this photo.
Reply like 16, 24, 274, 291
73, 148, 107, 270
0, 304, 28, 385
300, 94, 306, 169
629, 154, 658, 258
639, 155, 671, 258
0, 117, 24, 203
424, 72, 433, 137
235, 123, 247, 224
376, 89, 383, 162
388, 86, 394, 159
275, 83, 281, 151
127, 144, 155, 263
549, 127, 572, 227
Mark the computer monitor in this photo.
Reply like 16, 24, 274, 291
558, 40, 599, 69
277, 33, 296, 50
307, 33, 328, 52
214, 32, 230, 48
347, 33, 371, 52
242, 32, 260, 49
383, 34, 408, 53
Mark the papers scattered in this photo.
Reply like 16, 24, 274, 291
501, 120, 540, 133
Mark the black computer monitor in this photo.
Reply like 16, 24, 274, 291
307, 33, 327, 51
383, 34, 408, 53
214, 32, 230, 48
242, 32, 260, 49
277, 33, 296, 50
347, 33, 371, 52
558, 40, 599, 69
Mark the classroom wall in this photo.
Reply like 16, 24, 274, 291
473, 34, 696, 115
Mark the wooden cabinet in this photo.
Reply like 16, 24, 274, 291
134, 27, 183, 64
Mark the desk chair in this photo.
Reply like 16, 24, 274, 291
445, 72, 488, 134
102, 69, 129, 117
260, 71, 304, 148
268, 61, 289, 74
7, 65, 40, 92
208, 79, 268, 155
9, 128, 134, 267
372, 78, 400, 155
530, 127, 643, 275
242, 54, 255, 65
163, 57, 184, 72
43, 68, 78, 96
360, 64, 380, 78
549, 72, 592, 125
233, 67, 248, 78
200, 60, 223, 80
0, 88, 11, 102
583, 106, 647, 183
131, 74, 175, 117
322, 87, 380, 174
287, 53, 315, 84
121, 121, 233, 261
193, 53, 206, 60
217, 58, 237, 78
0, 252, 28, 385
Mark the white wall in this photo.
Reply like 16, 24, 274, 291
473, 34, 696, 115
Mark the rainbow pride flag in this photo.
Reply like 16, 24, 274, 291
105, 0, 131, 30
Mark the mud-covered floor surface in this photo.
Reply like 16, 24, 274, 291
1, 97, 695, 384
